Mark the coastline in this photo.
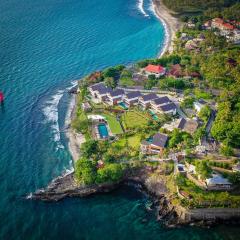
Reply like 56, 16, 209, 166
65, 93, 85, 163
65, 0, 181, 162
152, 0, 182, 57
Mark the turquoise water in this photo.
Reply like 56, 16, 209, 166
149, 109, 159, 120
119, 101, 129, 110
98, 123, 109, 138
0, 0, 239, 239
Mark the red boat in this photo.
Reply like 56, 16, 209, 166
0, 91, 4, 103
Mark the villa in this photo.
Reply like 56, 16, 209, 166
143, 64, 166, 77
206, 174, 232, 190
141, 133, 168, 155
182, 119, 198, 135
150, 96, 171, 113
123, 91, 142, 107
138, 93, 158, 109
162, 117, 198, 134
106, 89, 125, 105
88, 83, 112, 101
159, 102, 177, 115
162, 118, 186, 132
168, 64, 184, 78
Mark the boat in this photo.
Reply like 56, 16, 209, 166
0, 91, 4, 103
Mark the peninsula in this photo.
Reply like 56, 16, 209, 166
31, 0, 240, 227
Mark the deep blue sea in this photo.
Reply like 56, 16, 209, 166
0, 0, 239, 239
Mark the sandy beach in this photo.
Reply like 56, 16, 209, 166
65, 94, 85, 162
152, 0, 182, 56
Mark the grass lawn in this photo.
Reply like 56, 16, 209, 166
122, 110, 150, 129
119, 77, 135, 86
102, 113, 123, 134
114, 134, 142, 150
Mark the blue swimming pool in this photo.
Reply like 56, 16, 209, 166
98, 124, 109, 138
118, 102, 128, 110
149, 110, 158, 120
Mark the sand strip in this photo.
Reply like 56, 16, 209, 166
152, 0, 182, 56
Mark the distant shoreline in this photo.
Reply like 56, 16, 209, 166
152, 0, 182, 57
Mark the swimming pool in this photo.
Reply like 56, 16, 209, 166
98, 124, 109, 138
149, 110, 158, 120
118, 102, 128, 110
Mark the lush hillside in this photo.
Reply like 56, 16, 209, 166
162, 0, 239, 14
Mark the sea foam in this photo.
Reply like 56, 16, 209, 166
137, 0, 149, 17
42, 90, 65, 150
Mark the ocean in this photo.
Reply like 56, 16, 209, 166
0, 0, 239, 239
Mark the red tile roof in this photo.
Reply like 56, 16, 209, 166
145, 64, 165, 74
222, 22, 235, 30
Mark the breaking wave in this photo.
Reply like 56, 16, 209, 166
42, 90, 65, 150
137, 0, 149, 17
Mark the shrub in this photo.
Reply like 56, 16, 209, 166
96, 164, 123, 183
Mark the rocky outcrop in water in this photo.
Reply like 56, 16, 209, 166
31, 173, 121, 201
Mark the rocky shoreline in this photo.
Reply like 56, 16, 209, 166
29, 165, 240, 228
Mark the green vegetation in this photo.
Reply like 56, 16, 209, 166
96, 164, 124, 183
195, 160, 212, 179
220, 144, 234, 156
114, 134, 142, 150
122, 110, 150, 130
198, 105, 211, 122
159, 77, 186, 90
75, 158, 97, 184
144, 75, 158, 90
181, 96, 195, 108
119, 69, 135, 86
194, 89, 212, 100
204, 2, 240, 21
102, 113, 123, 134
211, 94, 240, 148
176, 174, 240, 208
162, 0, 237, 14
168, 129, 193, 149
75, 140, 124, 184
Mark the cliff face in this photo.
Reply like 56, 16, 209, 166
29, 169, 240, 227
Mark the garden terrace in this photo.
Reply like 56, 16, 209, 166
174, 174, 240, 209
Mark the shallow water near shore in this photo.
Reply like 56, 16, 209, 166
0, 0, 239, 239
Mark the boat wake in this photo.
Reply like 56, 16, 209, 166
137, 0, 149, 17
42, 90, 65, 150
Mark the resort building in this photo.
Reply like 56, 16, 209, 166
123, 91, 142, 107
182, 119, 198, 135
162, 118, 186, 132
159, 102, 177, 115
150, 96, 171, 113
95, 86, 112, 101
138, 93, 158, 109
140, 133, 168, 155
88, 82, 106, 97
211, 18, 235, 32
106, 89, 125, 105
206, 174, 232, 190
175, 164, 186, 175
143, 64, 166, 77
168, 64, 184, 78
162, 117, 198, 134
